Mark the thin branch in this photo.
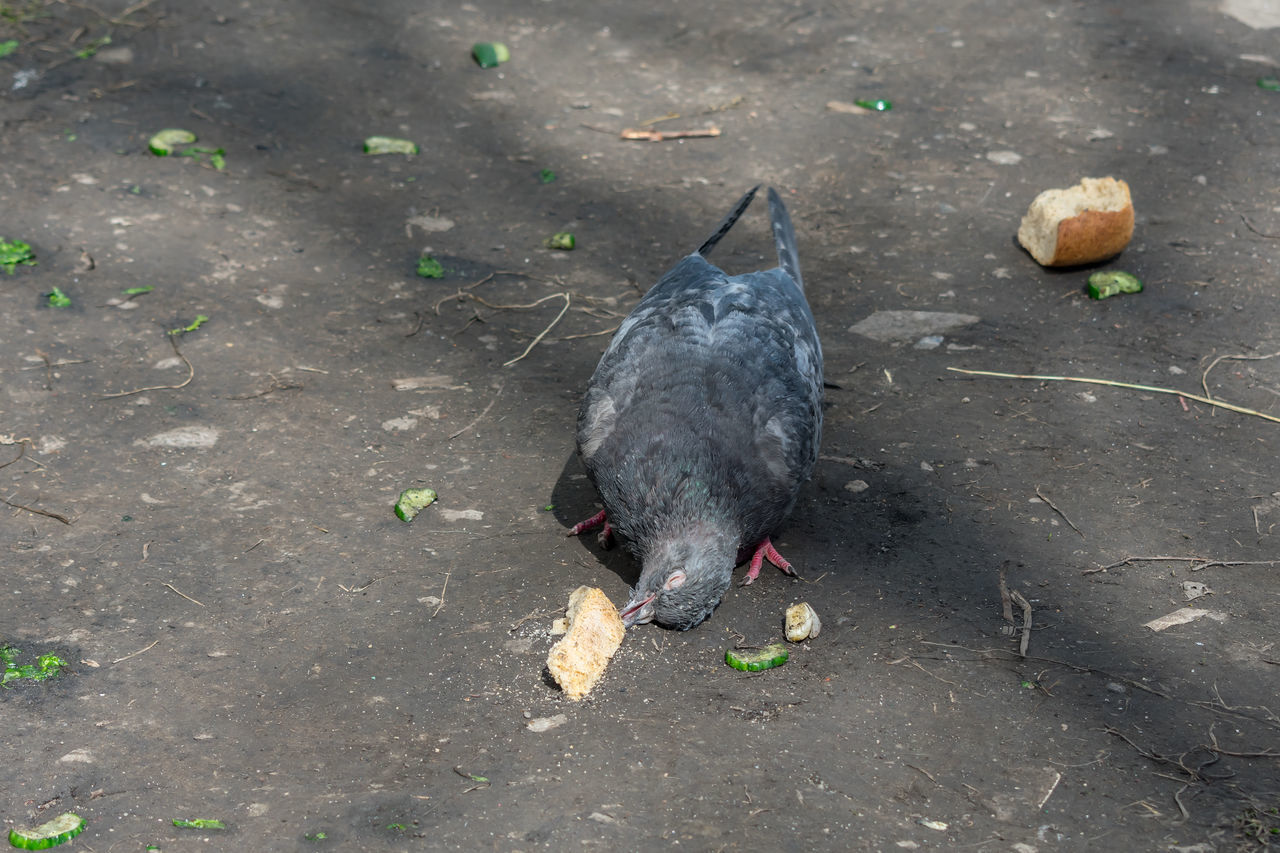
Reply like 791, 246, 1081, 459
948, 367, 1280, 425
102, 334, 195, 399
1200, 349, 1280, 405
431, 572, 450, 619
112, 639, 159, 664
449, 383, 504, 440
503, 293, 571, 367
162, 582, 205, 607
1035, 485, 1084, 537
1, 495, 71, 524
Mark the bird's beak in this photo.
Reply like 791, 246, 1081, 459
619, 592, 656, 628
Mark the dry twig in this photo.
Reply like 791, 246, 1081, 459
112, 639, 160, 664
1035, 485, 1084, 537
449, 382, 504, 440
102, 334, 194, 399
1, 495, 71, 524
620, 126, 722, 142
948, 367, 1280, 425
1199, 349, 1280, 408
162, 582, 204, 607
1085, 555, 1280, 575
503, 293, 571, 366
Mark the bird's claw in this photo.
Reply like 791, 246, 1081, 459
740, 537, 799, 586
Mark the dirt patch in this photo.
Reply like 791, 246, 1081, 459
3, 0, 1279, 849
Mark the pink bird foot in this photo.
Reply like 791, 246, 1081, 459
566, 509, 615, 549
739, 537, 798, 586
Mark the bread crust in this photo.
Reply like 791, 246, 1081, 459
1049, 205, 1134, 266
546, 586, 624, 700
1017, 177, 1134, 267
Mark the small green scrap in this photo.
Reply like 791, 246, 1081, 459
2, 646, 70, 688
0, 40, 19, 58
8, 812, 86, 849
0, 238, 36, 274
471, 41, 510, 68
172, 818, 226, 830
1086, 270, 1143, 300
75, 35, 110, 59
1259, 76, 1280, 92
416, 255, 445, 278
394, 488, 438, 522
725, 642, 789, 672
177, 146, 226, 170
545, 232, 575, 250
169, 314, 209, 335
47, 288, 71, 308
853, 98, 892, 111
122, 286, 154, 295
363, 136, 419, 155
148, 128, 197, 156
539, 168, 557, 184
304, 831, 328, 841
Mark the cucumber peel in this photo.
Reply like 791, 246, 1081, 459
168, 314, 209, 335
47, 288, 71, 308
148, 129, 197, 156
1086, 270, 1143, 300
172, 818, 225, 830
394, 488, 438, 522
8, 813, 86, 849
545, 232, 575, 250
1, 646, 69, 687
0, 238, 36, 274
471, 42, 510, 68
416, 255, 445, 278
363, 136, 419, 155
726, 642, 789, 672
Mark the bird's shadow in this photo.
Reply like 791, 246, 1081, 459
547, 449, 641, 589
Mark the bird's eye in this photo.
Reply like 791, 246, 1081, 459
664, 570, 686, 591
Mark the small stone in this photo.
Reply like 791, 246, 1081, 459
986, 150, 1022, 165
526, 714, 568, 733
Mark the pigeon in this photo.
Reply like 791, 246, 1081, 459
570, 186, 823, 630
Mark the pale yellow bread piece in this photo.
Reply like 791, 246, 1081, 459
1017, 177, 1134, 267
546, 586, 624, 700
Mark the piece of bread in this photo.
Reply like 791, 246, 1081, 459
546, 586, 624, 700
1016, 177, 1134, 267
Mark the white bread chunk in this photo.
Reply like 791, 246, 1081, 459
1017, 177, 1134, 267
546, 586, 624, 700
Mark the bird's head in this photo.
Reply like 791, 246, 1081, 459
619, 531, 735, 630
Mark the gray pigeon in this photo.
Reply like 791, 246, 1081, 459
570, 186, 823, 630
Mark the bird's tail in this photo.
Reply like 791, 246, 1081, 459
696, 185, 760, 257
767, 187, 803, 291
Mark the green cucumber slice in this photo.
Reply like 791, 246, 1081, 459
0, 238, 36, 274
1086, 270, 1143, 300
726, 642, 789, 672
9, 813, 86, 849
148, 129, 197, 156
471, 42, 510, 68
545, 232, 575, 250
363, 136, 419, 155
394, 488, 438, 522
416, 255, 444, 278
